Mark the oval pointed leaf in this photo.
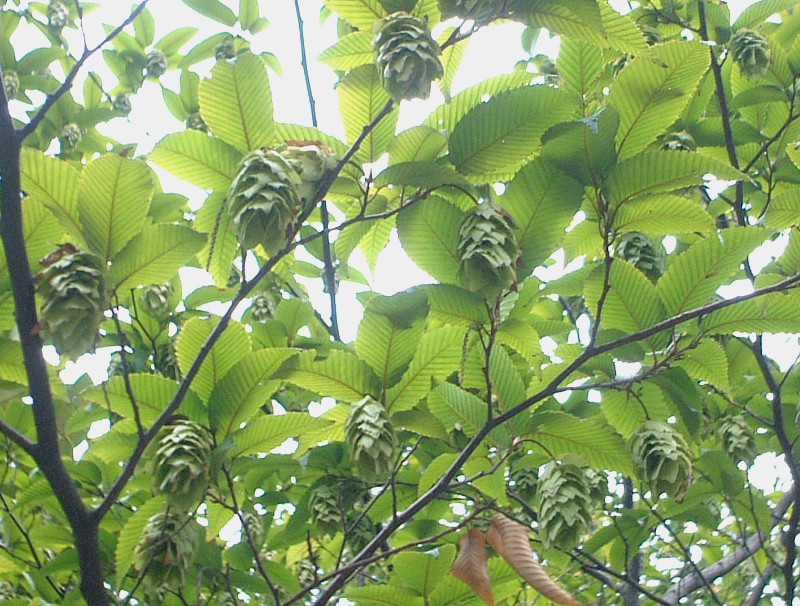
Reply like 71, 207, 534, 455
78, 155, 153, 262
338, 64, 397, 163
233, 412, 332, 457
199, 51, 274, 152
149, 130, 242, 190
318, 31, 373, 70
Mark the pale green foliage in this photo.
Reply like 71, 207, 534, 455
535, 463, 594, 549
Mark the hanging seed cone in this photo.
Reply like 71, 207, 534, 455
59, 122, 81, 150
630, 420, 693, 499
615, 232, 665, 282
140, 283, 173, 319
133, 511, 202, 589
36, 246, 107, 358
731, 28, 771, 80
372, 12, 444, 101
451, 528, 495, 606
228, 148, 303, 255
152, 420, 214, 510
47, 0, 70, 29
457, 201, 520, 300
717, 413, 756, 466
145, 49, 168, 78
282, 142, 338, 209
535, 463, 593, 550
3, 70, 19, 99
661, 131, 697, 152
345, 396, 398, 480
308, 485, 343, 535
486, 514, 581, 606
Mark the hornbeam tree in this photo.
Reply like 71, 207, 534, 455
1, 0, 800, 605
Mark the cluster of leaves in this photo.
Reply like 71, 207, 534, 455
1, 0, 800, 605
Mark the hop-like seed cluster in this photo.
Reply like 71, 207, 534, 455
372, 12, 444, 101
133, 511, 202, 589
0, 581, 16, 600
439, 0, 496, 21
140, 283, 173, 319
535, 463, 594, 550
296, 557, 317, 585
661, 131, 696, 152
240, 511, 264, 545
185, 112, 207, 132
145, 49, 168, 78
36, 247, 107, 358
346, 396, 398, 480
3, 70, 19, 100
215, 41, 236, 61
250, 293, 276, 323
615, 232, 665, 282
3, 70, 19, 99
112, 93, 132, 115
47, 0, 70, 29
152, 420, 213, 510
457, 201, 519, 300
282, 143, 338, 208
717, 414, 756, 466
640, 25, 663, 46
583, 467, 608, 504
731, 29, 771, 80
630, 420, 693, 499
509, 459, 539, 501
228, 148, 303, 255
308, 485, 343, 535
155, 339, 180, 380
59, 122, 81, 150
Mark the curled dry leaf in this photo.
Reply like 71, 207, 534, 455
487, 513, 581, 606
451, 528, 495, 606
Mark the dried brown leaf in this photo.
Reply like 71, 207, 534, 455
451, 528, 495, 606
487, 513, 581, 606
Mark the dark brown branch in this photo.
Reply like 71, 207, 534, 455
0, 418, 36, 455
664, 485, 796, 603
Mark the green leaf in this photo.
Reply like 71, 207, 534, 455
198, 51, 274, 152
675, 339, 730, 392
527, 0, 646, 54
359, 215, 395, 272
657, 227, 770, 315
386, 326, 465, 413
387, 126, 446, 164
195, 192, 239, 287
375, 161, 470, 189
115, 495, 166, 586
78, 155, 153, 262
87, 374, 200, 427
176, 317, 251, 402
0, 198, 63, 282
733, 0, 799, 29
601, 384, 669, 439
428, 382, 486, 437
209, 348, 300, 437
155, 27, 198, 56
338, 64, 397, 163
765, 186, 800, 229
356, 311, 423, 388
181, 0, 237, 25
605, 150, 744, 207
609, 41, 710, 159
423, 284, 487, 328
149, 130, 242, 190
346, 585, 424, 606
530, 411, 633, 474
448, 85, 578, 180
614, 195, 717, 235
239, 0, 260, 30
318, 31, 373, 70
323, 0, 387, 29
392, 546, 455, 594
425, 70, 532, 135
232, 412, 331, 457
557, 37, 604, 101
502, 158, 585, 275
439, 34, 466, 101
540, 107, 619, 185
586, 260, 667, 342
21, 148, 85, 244
701, 293, 800, 334
396, 196, 464, 284
109, 224, 206, 293
282, 349, 381, 402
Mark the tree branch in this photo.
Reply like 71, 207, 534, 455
664, 485, 795, 603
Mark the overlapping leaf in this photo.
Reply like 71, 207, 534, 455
149, 130, 242, 191
282, 349, 380, 402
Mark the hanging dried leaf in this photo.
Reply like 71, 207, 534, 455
487, 514, 581, 606
451, 528, 495, 606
